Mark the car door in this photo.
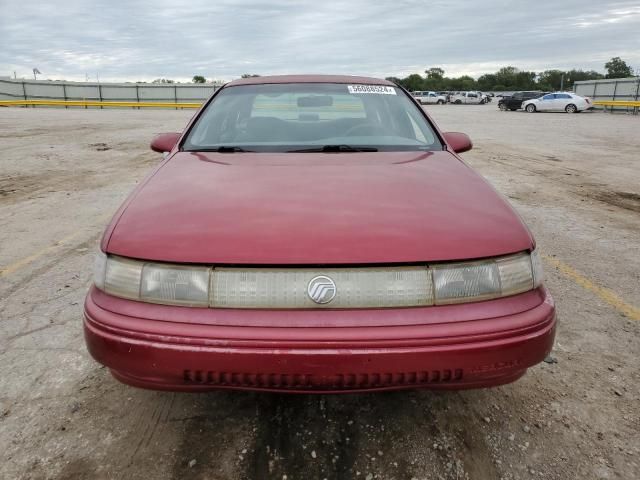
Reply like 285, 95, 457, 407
538, 93, 556, 111
510, 92, 523, 109
466, 92, 479, 104
554, 93, 572, 111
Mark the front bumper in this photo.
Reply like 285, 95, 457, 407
83, 287, 556, 393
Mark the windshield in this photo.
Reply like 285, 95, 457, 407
183, 83, 441, 152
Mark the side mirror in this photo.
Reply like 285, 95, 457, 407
443, 132, 473, 154
150, 132, 181, 153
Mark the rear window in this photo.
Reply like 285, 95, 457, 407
183, 83, 441, 153
252, 92, 367, 121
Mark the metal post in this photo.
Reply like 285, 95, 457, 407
174, 85, 178, 110
135, 84, 140, 109
62, 83, 68, 109
98, 84, 103, 109
593, 82, 600, 112
22, 81, 27, 108
634, 79, 640, 115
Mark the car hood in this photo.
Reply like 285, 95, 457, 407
105, 151, 533, 264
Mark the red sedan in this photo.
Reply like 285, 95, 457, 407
84, 75, 555, 393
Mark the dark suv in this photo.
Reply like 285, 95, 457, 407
498, 91, 544, 111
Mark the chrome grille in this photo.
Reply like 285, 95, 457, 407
210, 266, 433, 309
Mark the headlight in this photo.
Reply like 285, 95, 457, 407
140, 262, 210, 306
432, 253, 534, 305
93, 250, 543, 308
95, 253, 209, 307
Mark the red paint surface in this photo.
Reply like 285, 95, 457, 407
105, 151, 532, 264
84, 287, 555, 392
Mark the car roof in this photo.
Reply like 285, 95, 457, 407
227, 74, 395, 87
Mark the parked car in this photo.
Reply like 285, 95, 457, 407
523, 92, 592, 113
412, 91, 447, 104
498, 91, 544, 111
85, 74, 555, 393
450, 91, 485, 104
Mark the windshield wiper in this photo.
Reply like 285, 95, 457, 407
188, 146, 253, 153
287, 145, 378, 153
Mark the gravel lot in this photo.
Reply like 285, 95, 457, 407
1, 105, 638, 480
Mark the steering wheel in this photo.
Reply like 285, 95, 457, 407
344, 123, 389, 137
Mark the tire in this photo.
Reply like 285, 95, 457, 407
565, 104, 577, 113
499, 103, 508, 111
437, 100, 444, 105
454, 99, 462, 104
525, 104, 536, 113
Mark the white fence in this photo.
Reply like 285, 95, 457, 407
0, 78, 220, 104
574, 77, 640, 110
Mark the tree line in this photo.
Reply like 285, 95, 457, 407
385, 57, 636, 92
190, 74, 259, 83
183, 57, 636, 89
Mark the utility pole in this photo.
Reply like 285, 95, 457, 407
560, 74, 564, 91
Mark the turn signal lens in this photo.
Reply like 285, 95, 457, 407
531, 249, 544, 287
104, 256, 142, 300
497, 253, 535, 296
93, 251, 107, 291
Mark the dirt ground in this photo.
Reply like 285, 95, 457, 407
1, 105, 638, 480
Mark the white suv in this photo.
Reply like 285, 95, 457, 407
450, 91, 485, 105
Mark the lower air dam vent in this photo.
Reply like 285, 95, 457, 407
183, 369, 464, 389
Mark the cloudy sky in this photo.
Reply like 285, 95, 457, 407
1, 0, 639, 83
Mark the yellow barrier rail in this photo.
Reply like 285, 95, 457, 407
3, 98, 638, 110
0, 99, 202, 108
592, 100, 640, 107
